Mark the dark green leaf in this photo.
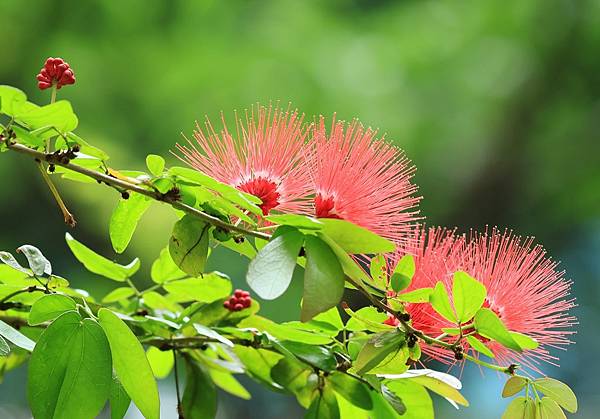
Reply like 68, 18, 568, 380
429, 282, 456, 322
28, 312, 112, 419
452, 271, 486, 323
109, 376, 131, 419
247, 227, 304, 299
305, 384, 340, 419
169, 215, 210, 276
0, 319, 35, 351
502, 376, 527, 398
109, 193, 152, 254
319, 218, 395, 254
533, 377, 577, 413
150, 247, 185, 283
98, 309, 160, 419
391, 255, 415, 292
17, 245, 51, 276
280, 340, 337, 371
474, 308, 521, 351
329, 373, 373, 410
28, 294, 76, 325
354, 330, 405, 375
146, 154, 165, 176
381, 384, 406, 415
66, 233, 140, 281
182, 358, 218, 419
301, 236, 345, 321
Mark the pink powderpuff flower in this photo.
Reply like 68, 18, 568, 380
395, 227, 576, 372
308, 116, 421, 247
36, 57, 76, 90
176, 105, 312, 216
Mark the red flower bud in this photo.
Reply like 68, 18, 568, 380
224, 290, 253, 312
36, 57, 76, 90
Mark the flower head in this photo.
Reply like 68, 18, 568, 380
176, 105, 312, 216
223, 289, 252, 311
36, 57, 76, 90
308, 116, 420, 246
398, 227, 576, 372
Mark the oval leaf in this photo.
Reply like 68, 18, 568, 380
169, 215, 210, 276
329, 372, 373, 410
109, 193, 152, 254
319, 218, 395, 254
182, 358, 217, 419
502, 376, 528, 398
28, 294, 77, 326
452, 271, 486, 323
429, 282, 456, 322
474, 308, 521, 351
533, 377, 577, 413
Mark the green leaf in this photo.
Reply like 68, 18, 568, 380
109, 193, 152, 254
0, 85, 27, 116
312, 307, 344, 331
538, 397, 567, 419
0, 336, 10, 356
266, 214, 324, 230
28, 312, 112, 419
408, 375, 469, 407
369, 254, 388, 289
17, 244, 51, 276
247, 227, 304, 300
65, 132, 110, 161
354, 329, 406, 375
28, 294, 77, 325
301, 236, 345, 322
12, 125, 45, 148
193, 323, 234, 347
429, 282, 456, 322
98, 309, 160, 419
109, 376, 131, 419
319, 218, 395, 254
142, 291, 181, 312
182, 358, 218, 419
533, 377, 577, 413
391, 255, 415, 292
466, 335, 495, 358
306, 384, 340, 419
151, 247, 186, 283
381, 384, 406, 415
502, 396, 536, 419
209, 370, 251, 400
238, 316, 334, 345
502, 376, 527, 398
271, 357, 315, 407
329, 373, 373, 410
473, 308, 521, 351
164, 272, 231, 303
146, 346, 174, 379
0, 251, 31, 274
344, 306, 390, 332
146, 154, 165, 176
234, 346, 284, 390
385, 380, 434, 419
169, 215, 210, 276
317, 233, 371, 287
395, 287, 433, 303
509, 332, 539, 350
452, 271, 486, 323
280, 341, 337, 371
0, 319, 35, 351
102, 287, 136, 303
17, 100, 78, 133
66, 233, 140, 281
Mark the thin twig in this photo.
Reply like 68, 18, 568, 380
173, 350, 184, 419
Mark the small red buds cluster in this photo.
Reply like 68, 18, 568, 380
36, 57, 76, 90
383, 313, 400, 327
223, 289, 252, 312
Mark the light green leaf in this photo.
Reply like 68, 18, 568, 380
381, 384, 406, 415
466, 335, 495, 358
0, 85, 27, 116
182, 358, 217, 419
385, 380, 434, 419
210, 370, 251, 400
66, 233, 140, 281
510, 332, 539, 350
391, 255, 415, 292
319, 218, 395, 254
370, 254, 388, 289
98, 309, 160, 419
452, 271, 486, 323
247, 227, 304, 300
102, 287, 136, 303
312, 307, 344, 331
28, 294, 77, 325
12, 125, 45, 148
533, 377, 577, 413
0, 251, 31, 274
168, 215, 210, 276
474, 308, 521, 351
502, 376, 527, 398
146, 154, 165, 176
0, 336, 10, 356
408, 375, 469, 407
16, 100, 78, 133
429, 282, 456, 322
344, 306, 390, 332
109, 376, 131, 419
109, 193, 152, 254
271, 357, 315, 407
141, 291, 181, 312
164, 272, 231, 303
301, 236, 345, 322
17, 245, 51, 276
146, 347, 174, 379
193, 323, 234, 347
395, 288, 433, 303
306, 384, 340, 419
502, 396, 536, 419
150, 247, 186, 283
538, 397, 567, 419
329, 373, 373, 410
65, 132, 110, 161
28, 312, 112, 419
355, 329, 406, 375
317, 233, 371, 286
0, 319, 35, 351
266, 214, 324, 230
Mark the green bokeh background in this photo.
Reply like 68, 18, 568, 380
1, 0, 598, 417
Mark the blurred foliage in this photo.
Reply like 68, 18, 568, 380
0, 0, 598, 418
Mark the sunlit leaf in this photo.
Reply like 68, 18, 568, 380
502, 396, 536, 419
146, 154, 165, 176
319, 218, 395, 254
466, 335, 495, 358
102, 287, 136, 304
16, 245, 51, 276
164, 272, 231, 303
146, 346, 174, 379
538, 397, 567, 419
28, 294, 76, 325
429, 282, 456, 322
354, 329, 406, 375
391, 255, 415, 292
0, 319, 35, 351
109, 193, 152, 254
502, 376, 527, 398
533, 377, 577, 413
169, 215, 210, 276
329, 372, 373, 410
150, 247, 186, 284
474, 308, 521, 351
452, 271, 486, 323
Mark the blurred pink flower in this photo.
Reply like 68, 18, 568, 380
396, 227, 576, 372
176, 105, 312, 216
308, 116, 421, 246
